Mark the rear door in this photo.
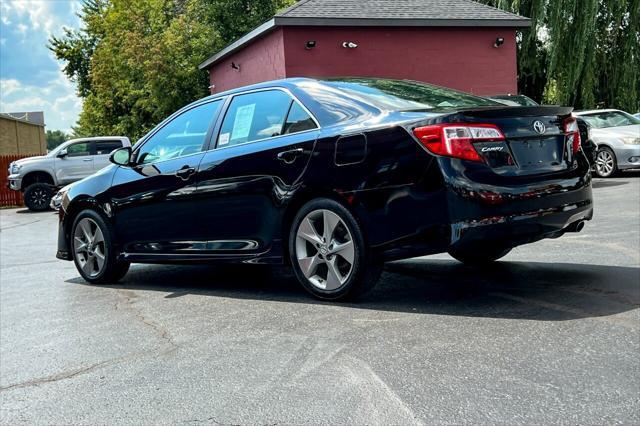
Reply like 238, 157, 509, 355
195, 89, 319, 255
93, 140, 124, 172
55, 141, 93, 184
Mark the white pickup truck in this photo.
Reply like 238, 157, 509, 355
7, 136, 131, 211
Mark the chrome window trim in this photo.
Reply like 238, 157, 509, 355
212, 86, 321, 151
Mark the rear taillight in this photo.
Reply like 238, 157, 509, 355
564, 117, 581, 153
412, 124, 505, 162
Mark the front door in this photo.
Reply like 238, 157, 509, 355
108, 99, 223, 254
195, 89, 319, 256
55, 141, 93, 184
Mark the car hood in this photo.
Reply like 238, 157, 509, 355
590, 125, 640, 139
13, 155, 49, 165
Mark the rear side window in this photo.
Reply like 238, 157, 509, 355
66, 142, 90, 157
283, 102, 317, 134
95, 141, 123, 155
217, 90, 293, 147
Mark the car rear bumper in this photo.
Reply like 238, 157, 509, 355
613, 144, 640, 170
444, 166, 593, 251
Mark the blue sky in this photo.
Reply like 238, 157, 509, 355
0, 0, 82, 132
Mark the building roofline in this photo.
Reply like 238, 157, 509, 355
0, 112, 46, 127
199, 19, 277, 70
199, 15, 531, 70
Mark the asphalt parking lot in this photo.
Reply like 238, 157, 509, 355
1, 175, 639, 425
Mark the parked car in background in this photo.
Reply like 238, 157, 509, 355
574, 109, 640, 177
487, 94, 539, 107
7, 137, 131, 211
54, 78, 593, 301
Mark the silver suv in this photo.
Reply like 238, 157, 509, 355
7, 136, 131, 211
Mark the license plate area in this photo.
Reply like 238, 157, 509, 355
509, 137, 566, 170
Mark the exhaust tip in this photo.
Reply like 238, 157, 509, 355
567, 220, 586, 233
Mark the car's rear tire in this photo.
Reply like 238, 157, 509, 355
594, 146, 618, 178
71, 209, 130, 284
448, 246, 512, 265
289, 198, 381, 301
24, 183, 53, 211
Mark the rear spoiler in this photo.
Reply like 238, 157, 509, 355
455, 106, 574, 118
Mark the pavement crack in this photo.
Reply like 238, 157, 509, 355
0, 360, 110, 392
0, 218, 48, 231
114, 289, 179, 352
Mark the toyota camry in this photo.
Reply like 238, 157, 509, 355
55, 78, 593, 300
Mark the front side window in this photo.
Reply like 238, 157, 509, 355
137, 100, 221, 164
67, 142, 90, 157
217, 90, 294, 148
95, 141, 123, 155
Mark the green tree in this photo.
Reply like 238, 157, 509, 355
45, 130, 70, 151
50, 0, 295, 141
476, 0, 639, 111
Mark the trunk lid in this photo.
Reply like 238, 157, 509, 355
451, 106, 575, 176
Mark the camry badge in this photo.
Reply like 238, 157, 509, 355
533, 120, 546, 134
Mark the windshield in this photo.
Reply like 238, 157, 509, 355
580, 111, 640, 129
323, 79, 502, 111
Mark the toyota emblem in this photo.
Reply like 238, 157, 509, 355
533, 120, 546, 134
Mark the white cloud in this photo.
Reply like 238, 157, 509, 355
0, 78, 22, 96
0, 1, 84, 132
0, 70, 82, 132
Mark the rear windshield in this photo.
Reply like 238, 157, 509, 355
580, 111, 640, 129
323, 79, 501, 111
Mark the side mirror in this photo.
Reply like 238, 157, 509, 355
57, 148, 68, 158
109, 147, 132, 166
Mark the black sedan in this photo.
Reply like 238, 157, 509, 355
55, 78, 593, 300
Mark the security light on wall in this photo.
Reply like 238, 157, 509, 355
342, 41, 358, 49
494, 37, 505, 48
305, 41, 316, 50
231, 62, 241, 71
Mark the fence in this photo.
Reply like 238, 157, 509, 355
0, 154, 31, 207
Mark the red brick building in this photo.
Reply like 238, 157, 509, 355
199, 0, 530, 95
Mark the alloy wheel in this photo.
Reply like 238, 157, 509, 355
295, 209, 355, 291
28, 188, 49, 210
73, 218, 106, 278
595, 149, 615, 177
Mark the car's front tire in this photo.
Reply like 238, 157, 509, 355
594, 146, 618, 178
23, 183, 53, 211
289, 198, 381, 300
71, 209, 130, 284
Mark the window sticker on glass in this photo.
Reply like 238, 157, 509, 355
219, 133, 230, 146
231, 103, 256, 140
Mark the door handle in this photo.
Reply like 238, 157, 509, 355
277, 148, 304, 164
175, 166, 196, 181
83, 158, 92, 162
